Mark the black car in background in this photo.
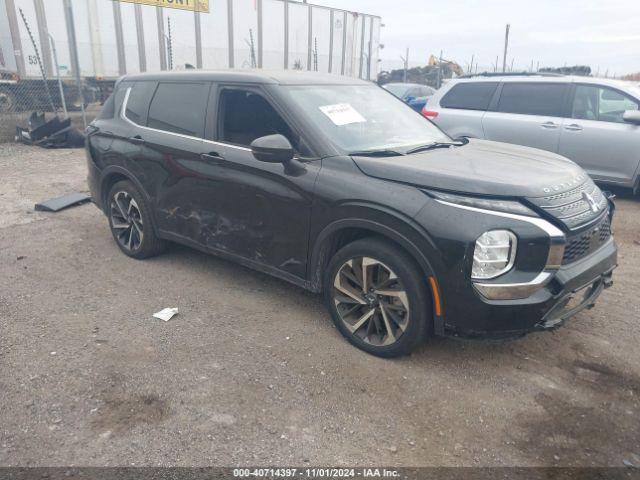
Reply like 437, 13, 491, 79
86, 71, 617, 357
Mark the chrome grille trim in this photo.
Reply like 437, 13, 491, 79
527, 178, 608, 230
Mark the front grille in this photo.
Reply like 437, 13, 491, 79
562, 214, 611, 265
527, 178, 609, 230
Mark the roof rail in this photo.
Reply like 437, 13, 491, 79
458, 71, 565, 79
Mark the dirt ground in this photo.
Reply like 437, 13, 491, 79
0, 144, 639, 467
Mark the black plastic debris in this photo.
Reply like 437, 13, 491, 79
34, 192, 91, 212
15, 112, 85, 148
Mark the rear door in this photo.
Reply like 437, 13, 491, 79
128, 81, 211, 239
482, 82, 569, 153
431, 81, 498, 138
559, 83, 640, 186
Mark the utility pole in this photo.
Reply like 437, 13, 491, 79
399, 47, 409, 82
502, 23, 510, 73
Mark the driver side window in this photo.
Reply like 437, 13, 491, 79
217, 88, 311, 156
572, 85, 639, 124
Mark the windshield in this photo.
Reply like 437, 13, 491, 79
282, 84, 450, 153
382, 83, 411, 98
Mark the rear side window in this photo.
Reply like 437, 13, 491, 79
440, 82, 498, 110
124, 81, 156, 125
497, 83, 568, 116
147, 82, 209, 137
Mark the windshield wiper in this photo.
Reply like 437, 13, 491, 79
348, 149, 405, 157
405, 138, 469, 155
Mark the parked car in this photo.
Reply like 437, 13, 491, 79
382, 82, 435, 111
87, 71, 617, 357
423, 74, 640, 193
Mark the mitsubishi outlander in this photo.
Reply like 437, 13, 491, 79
86, 71, 617, 357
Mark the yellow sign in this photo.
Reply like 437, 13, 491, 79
115, 0, 209, 13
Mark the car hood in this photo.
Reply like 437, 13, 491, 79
350, 139, 587, 198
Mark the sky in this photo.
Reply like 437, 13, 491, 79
317, 0, 640, 76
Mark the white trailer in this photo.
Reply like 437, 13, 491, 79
0, 0, 382, 112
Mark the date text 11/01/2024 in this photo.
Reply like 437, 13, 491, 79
232, 468, 400, 478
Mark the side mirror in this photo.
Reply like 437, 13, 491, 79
622, 110, 640, 125
250, 134, 294, 163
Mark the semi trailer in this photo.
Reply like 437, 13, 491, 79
0, 0, 382, 113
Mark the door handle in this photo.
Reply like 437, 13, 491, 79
540, 121, 558, 129
129, 135, 145, 145
201, 152, 224, 161
564, 124, 583, 131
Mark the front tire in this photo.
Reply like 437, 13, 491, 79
323, 237, 431, 357
107, 180, 166, 259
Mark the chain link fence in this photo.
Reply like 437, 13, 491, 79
0, 75, 106, 143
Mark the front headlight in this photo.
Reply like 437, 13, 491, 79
425, 190, 537, 217
472, 230, 517, 279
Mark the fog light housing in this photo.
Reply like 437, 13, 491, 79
472, 230, 517, 280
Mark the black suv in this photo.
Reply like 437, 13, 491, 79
86, 71, 617, 357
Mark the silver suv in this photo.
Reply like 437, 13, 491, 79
425, 74, 640, 192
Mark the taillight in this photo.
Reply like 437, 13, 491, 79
421, 107, 438, 119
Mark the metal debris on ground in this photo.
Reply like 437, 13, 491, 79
153, 308, 179, 322
34, 192, 91, 212
15, 112, 85, 148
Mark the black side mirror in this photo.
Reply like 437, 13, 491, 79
250, 134, 294, 163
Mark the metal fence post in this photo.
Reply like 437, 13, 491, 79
328, 9, 334, 73
283, 0, 289, 70
307, 5, 312, 71
157, 7, 167, 70
358, 15, 365, 78
49, 33, 67, 117
367, 16, 373, 80
62, 0, 86, 127
134, 4, 146, 72
256, 0, 263, 68
195, 11, 202, 69
113, 1, 126, 75
5, 0, 26, 78
33, 0, 52, 77
340, 11, 346, 75
227, 0, 234, 68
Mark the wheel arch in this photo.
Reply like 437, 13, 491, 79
100, 166, 150, 214
309, 217, 445, 335
100, 166, 160, 235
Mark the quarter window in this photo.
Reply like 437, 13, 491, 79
497, 83, 568, 117
440, 82, 498, 111
572, 85, 639, 123
147, 82, 209, 137
124, 81, 156, 125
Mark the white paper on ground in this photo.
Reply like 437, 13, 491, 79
318, 103, 367, 126
153, 307, 179, 321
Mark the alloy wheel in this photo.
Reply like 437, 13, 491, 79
332, 257, 410, 346
109, 191, 144, 252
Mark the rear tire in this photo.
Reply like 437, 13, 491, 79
323, 237, 431, 358
107, 180, 166, 259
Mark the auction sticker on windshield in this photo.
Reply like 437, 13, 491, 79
319, 103, 366, 126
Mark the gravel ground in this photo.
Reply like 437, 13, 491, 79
0, 144, 639, 467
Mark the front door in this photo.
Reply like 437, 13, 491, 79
559, 84, 640, 186
196, 86, 320, 281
